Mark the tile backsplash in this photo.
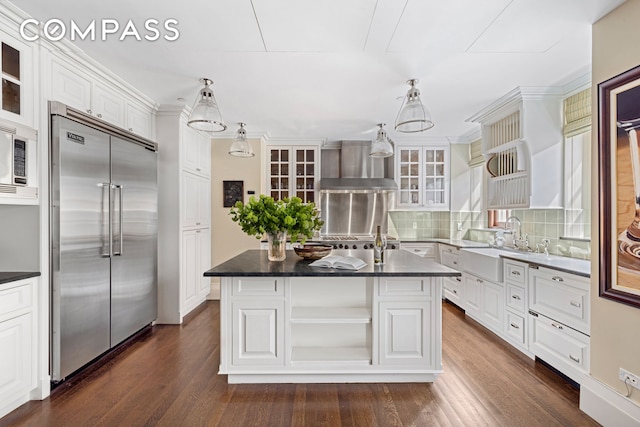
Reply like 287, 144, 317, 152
390, 208, 592, 260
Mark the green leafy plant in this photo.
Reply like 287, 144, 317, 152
230, 194, 324, 243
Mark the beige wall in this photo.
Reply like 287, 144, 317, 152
210, 137, 263, 269
591, 0, 640, 405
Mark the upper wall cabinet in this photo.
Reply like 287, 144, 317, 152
0, 30, 35, 127
395, 144, 450, 210
50, 57, 155, 140
266, 141, 321, 204
467, 88, 563, 209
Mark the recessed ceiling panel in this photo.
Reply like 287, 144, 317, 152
251, 0, 377, 52
468, 0, 583, 53
387, 0, 511, 53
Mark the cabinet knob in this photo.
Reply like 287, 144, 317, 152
453, 261, 457, 265
87, 109, 92, 114
97, 113, 103, 118
476, 278, 483, 283
452, 289, 457, 294
129, 128, 133, 131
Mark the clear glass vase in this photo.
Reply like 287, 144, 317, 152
267, 230, 287, 262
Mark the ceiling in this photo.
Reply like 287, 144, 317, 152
13, 0, 626, 143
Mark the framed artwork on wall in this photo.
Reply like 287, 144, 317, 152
223, 180, 243, 208
598, 64, 640, 308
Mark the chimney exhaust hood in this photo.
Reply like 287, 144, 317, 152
319, 140, 397, 191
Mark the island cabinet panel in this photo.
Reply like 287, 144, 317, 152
232, 301, 284, 366
378, 302, 430, 366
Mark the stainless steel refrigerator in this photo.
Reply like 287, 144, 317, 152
50, 101, 157, 382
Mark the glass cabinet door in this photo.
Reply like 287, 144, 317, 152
398, 148, 421, 206
424, 148, 446, 206
269, 148, 289, 201
1, 42, 21, 115
294, 148, 315, 203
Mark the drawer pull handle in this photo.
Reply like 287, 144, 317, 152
569, 355, 580, 363
570, 300, 581, 308
510, 323, 520, 329
452, 290, 457, 294
476, 278, 483, 283
551, 322, 563, 330
453, 261, 458, 265
512, 295, 521, 300
552, 276, 564, 282
512, 271, 521, 276
455, 277, 462, 282
414, 249, 421, 252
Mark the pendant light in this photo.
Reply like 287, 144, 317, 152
395, 79, 434, 133
370, 123, 394, 158
187, 78, 227, 132
228, 123, 254, 157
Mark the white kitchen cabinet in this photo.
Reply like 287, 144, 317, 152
266, 144, 320, 203
50, 57, 154, 139
157, 106, 212, 324
480, 279, 504, 333
181, 126, 211, 177
462, 272, 482, 320
439, 244, 463, 308
0, 32, 35, 127
219, 276, 442, 383
181, 171, 210, 229
0, 277, 36, 419
395, 144, 450, 210
528, 266, 590, 335
468, 88, 563, 209
400, 242, 437, 259
503, 259, 529, 352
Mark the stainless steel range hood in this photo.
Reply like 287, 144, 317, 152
318, 141, 396, 235
319, 140, 397, 191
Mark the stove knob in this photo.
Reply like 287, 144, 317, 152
333, 244, 338, 249
339, 244, 344, 249
352, 244, 357, 249
363, 244, 368, 249
390, 244, 396, 249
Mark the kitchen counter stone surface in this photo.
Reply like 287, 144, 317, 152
204, 249, 460, 277
0, 271, 41, 285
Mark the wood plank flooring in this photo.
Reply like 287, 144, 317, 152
1, 301, 599, 427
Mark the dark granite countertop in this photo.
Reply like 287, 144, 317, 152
204, 249, 461, 278
0, 271, 41, 285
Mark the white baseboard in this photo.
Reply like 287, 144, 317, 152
580, 374, 640, 426
30, 376, 51, 400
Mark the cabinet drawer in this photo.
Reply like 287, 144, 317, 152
505, 311, 525, 345
506, 283, 525, 313
379, 277, 431, 297
443, 276, 462, 304
232, 278, 284, 297
530, 313, 589, 375
0, 280, 33, 322
400, 243, 436, 258
504, 260, 526, 285
440, 251, 460, 271
529, 267, 589, 335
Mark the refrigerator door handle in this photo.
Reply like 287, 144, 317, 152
98, 182, 111, 258
113, 185, 124, 256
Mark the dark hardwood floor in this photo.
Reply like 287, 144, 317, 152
1, 301, 599, 427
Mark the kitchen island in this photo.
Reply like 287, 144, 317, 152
204, 249, 459, 384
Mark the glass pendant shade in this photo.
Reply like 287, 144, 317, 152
229, 123, 254, 157
395, 79, 434, 133
187, 78, 227, 132
370, 123, 394, 158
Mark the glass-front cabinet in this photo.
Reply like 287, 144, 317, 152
0, 32, 34, 126
395, 144, 449, 210
267, 144, 319, 203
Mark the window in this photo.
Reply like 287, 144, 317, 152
488, 209, 511, 228
1, 42, 21, 115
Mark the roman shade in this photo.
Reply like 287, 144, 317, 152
563, 88, 591, 137
468, 139, 484, 166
